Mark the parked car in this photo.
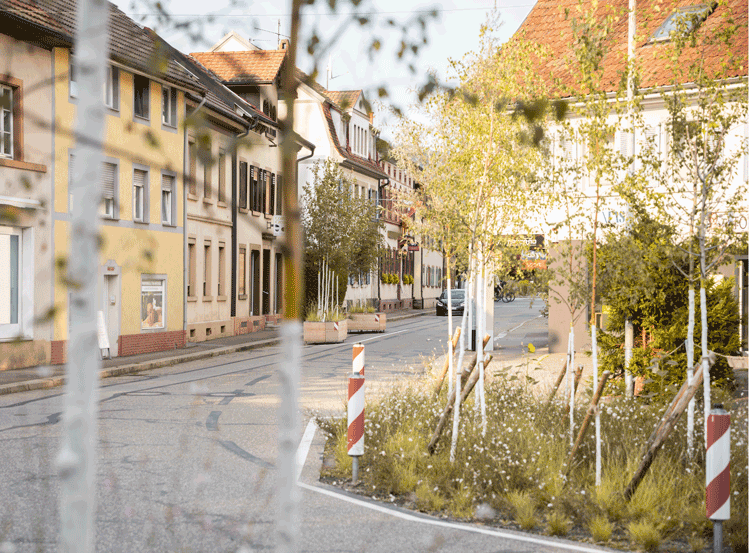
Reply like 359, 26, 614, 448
436, 289, 466, 316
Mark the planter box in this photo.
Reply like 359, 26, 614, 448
303, 319, 348, 344
348, 312, 386, 333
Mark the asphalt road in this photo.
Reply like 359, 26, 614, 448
0, 299, 617, 552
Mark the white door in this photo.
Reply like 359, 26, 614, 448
102, 274, 120, 357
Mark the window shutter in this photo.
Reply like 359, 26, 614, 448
102, 162, 115, 200
162, 174, 173, 191
134, 168, 147, 189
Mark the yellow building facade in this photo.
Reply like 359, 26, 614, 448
50, 45, 193, 362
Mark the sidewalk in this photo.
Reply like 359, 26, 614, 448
0, 308, 431, 396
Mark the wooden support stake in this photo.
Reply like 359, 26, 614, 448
428, 335, 490, 454
624, 353, 715, 501
564, 365, 584, 415
434, 327, 462, 396
545, 361, 569, 407
566, 371, 611, 471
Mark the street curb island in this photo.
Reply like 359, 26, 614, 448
0, 310, 430, 397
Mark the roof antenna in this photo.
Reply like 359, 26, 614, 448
277, 19, 280, 48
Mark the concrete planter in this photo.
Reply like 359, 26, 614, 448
348, 312, 386, 333
303, 319, 348, 344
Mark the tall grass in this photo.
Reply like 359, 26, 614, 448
318, 373, 749, 550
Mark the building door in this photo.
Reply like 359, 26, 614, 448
101, 274, 120, 357
275, 252, 283, 314
262, 249, 271, 315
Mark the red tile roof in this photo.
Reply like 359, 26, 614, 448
1, 0, 204, 92
189, 50, 287, 84
322, 102, 386, 179
326, 90, 361, 110
514, 0, 747, 95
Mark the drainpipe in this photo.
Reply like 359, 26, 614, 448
377, 178, 390, 308
232, 124, 251, 319
183, 93, 207, 341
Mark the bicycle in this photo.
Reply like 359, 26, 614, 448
494, 284, 516, 303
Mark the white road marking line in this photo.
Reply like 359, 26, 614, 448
494, 315, 543, 342
296, 418, 317, 481
357, 328, 411, 343
297, 481, 614, 552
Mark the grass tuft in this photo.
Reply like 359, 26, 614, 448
507, 490, 536, 530
546, 510, 570, 536
627, 519, 662, 552
587, 514, 613, 543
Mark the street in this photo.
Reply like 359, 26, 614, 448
0, 299, 615, 552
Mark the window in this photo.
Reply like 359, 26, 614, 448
161, 174, 174, 225
69, 61, 77, 99
101, 162, 116, 218
133, 168, 147, 222
251, 249, 260, 315
141, 276, 165, 330
203, 159, 211, 199
269, 173, 275, 216
203, 241, 211, 297
238, 247, 246, 297
218, 151, 226, 203
0, 228, 20, 338
188, 240, 196, 297
104, 66, 119, 109
218, 243, 226, 297
134, 74, 150, 119
250, 167, 261, 212
650, 4, 714, 42
162, 85, 177, 127
239, 162, 248, 209
0, 86, 12, 158
274, 175, 282, 215
188, 141, 197, 196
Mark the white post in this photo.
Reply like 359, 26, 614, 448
57, 0, 109, 550
478, 257, 487, 435
592, 323, 601, 486
447, 277, 454, 395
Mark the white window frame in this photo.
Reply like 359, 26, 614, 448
141, 275, 166, 331
101, 161, 117, 219
162, 85, 177, 127
133, 168, 147, 223
0, 226, 32, 340
133, 74, 150, 120
0, 85, 12, 159
104, 66, 119, 110
161, 173, 175, 225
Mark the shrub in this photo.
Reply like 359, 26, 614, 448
546, 511, 570, 536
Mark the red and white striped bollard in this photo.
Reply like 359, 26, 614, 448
347, 371, 365, 484
353, 343, 364, 376
706, 404, 730, 553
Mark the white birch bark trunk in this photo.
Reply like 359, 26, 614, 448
478, 256, 487, 435
568, 328, 575, 446
450, 277, 471, 462
592, 323, 601, 486
686, 286, 695, 456
447, 277, 454, 395
624, 318, 634, 397
57, 1, 109, 550
700, 284, 711, 448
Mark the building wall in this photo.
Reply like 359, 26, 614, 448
186, 119, 234, 342
51, 47, 186, 361
0, 34, 54, 368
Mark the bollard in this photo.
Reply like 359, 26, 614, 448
347, 373, 365, 484
706, 404, 730, 553
352, 343, 365, 376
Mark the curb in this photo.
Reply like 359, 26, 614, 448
0, 311, 430, 397
0, 338, 281, 397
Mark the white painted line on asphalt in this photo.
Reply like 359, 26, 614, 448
297, 481, 613, 553
494, 315, 543, 343
296, 418, 317, 481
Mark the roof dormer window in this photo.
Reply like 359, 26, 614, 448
650, 3, 715, 42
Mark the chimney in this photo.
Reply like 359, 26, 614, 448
279, 39, 289, 51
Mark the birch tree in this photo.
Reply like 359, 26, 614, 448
394, 18, 552, 447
